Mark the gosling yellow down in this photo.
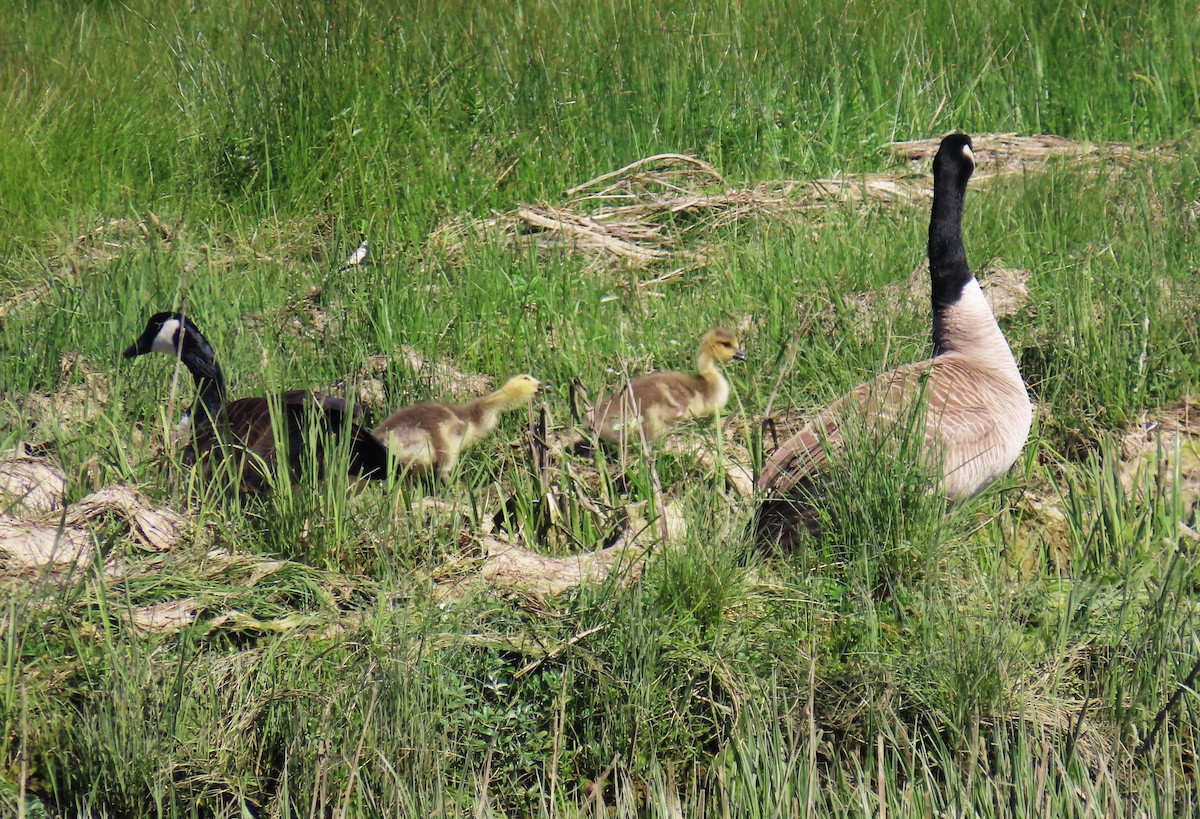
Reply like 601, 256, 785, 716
587, 329, 746, 445
373, 374, 544, 480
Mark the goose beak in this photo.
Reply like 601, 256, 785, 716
733, 348, 747, 362
123, 324, 163, 359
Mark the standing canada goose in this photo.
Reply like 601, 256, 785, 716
756, 133, 1031, 545
372, 374, 544, 481
124, 311, 391, 493
587, 329, 746, 445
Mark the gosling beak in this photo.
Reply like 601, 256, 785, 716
733, 349, 747, 362
537, 380, 553, 394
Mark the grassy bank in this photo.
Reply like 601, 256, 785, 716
2, 0, 1200, 816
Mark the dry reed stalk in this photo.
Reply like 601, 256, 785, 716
434, 134, 1164, 275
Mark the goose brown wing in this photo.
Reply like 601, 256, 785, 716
297, 394, 390, 479
758, 360, 938, 495
275, 392, 390, 480
758, 355, 1012, 497
298, 391, 369, 424
756, 407, 844, 494
214, 396, 277, 462
180, 396, 275, 492
196, 392, 389, 487
921, 359, 1016, 446
754, 363, 934, 548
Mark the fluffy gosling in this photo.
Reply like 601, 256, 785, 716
373, 374, 544, 480
587, 329, 746, 445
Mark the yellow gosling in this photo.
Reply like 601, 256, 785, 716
374, 374, 544, 480
587, 329, 746, 445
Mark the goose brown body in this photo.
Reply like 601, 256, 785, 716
756, 134, 1031, 544
124, 312, 390, 494
587, 329, 746, 444
373, 374, 542, 480
188, 391, 384, 493
757, 339, 1030, 500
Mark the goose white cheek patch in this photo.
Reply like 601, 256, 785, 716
151, 318, 182, 355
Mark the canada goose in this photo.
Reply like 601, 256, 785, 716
372, 374, 544, 481
123, 311, 391, 493
756, 133, 1031, 545
587, 329, 746, 445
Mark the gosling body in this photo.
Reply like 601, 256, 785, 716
588, 329, 746, 445
373, 374, 543, 480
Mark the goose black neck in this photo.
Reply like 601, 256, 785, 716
928, 173, 973, 351
179, 342, 228, 421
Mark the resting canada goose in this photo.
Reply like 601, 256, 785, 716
124, 311, 391, 493
756, 133, 1032, 545
372, 374, 544, 481
587, 329, 746, 445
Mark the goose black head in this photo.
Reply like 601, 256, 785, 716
124, 310, 227, 422
933, 133, 975, 188
124, 312, 203, 359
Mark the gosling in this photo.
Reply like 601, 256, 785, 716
587, 329, 746, 446
373, 374, 544, 481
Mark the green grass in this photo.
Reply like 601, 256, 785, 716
3, 0, 1200, 815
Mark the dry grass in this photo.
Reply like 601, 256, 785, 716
0, 443, 67, 517
0, 464, 186, 576
431, 135, 1172, 275
883, 132, 1170, 175
1120, 395, 1200, 521
1, 353, 113, 442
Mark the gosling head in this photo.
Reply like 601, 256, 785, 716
933, 133, 975, 190
699, 329, 747, 364
496, 374, 545, 406
124, 311, 207, 360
